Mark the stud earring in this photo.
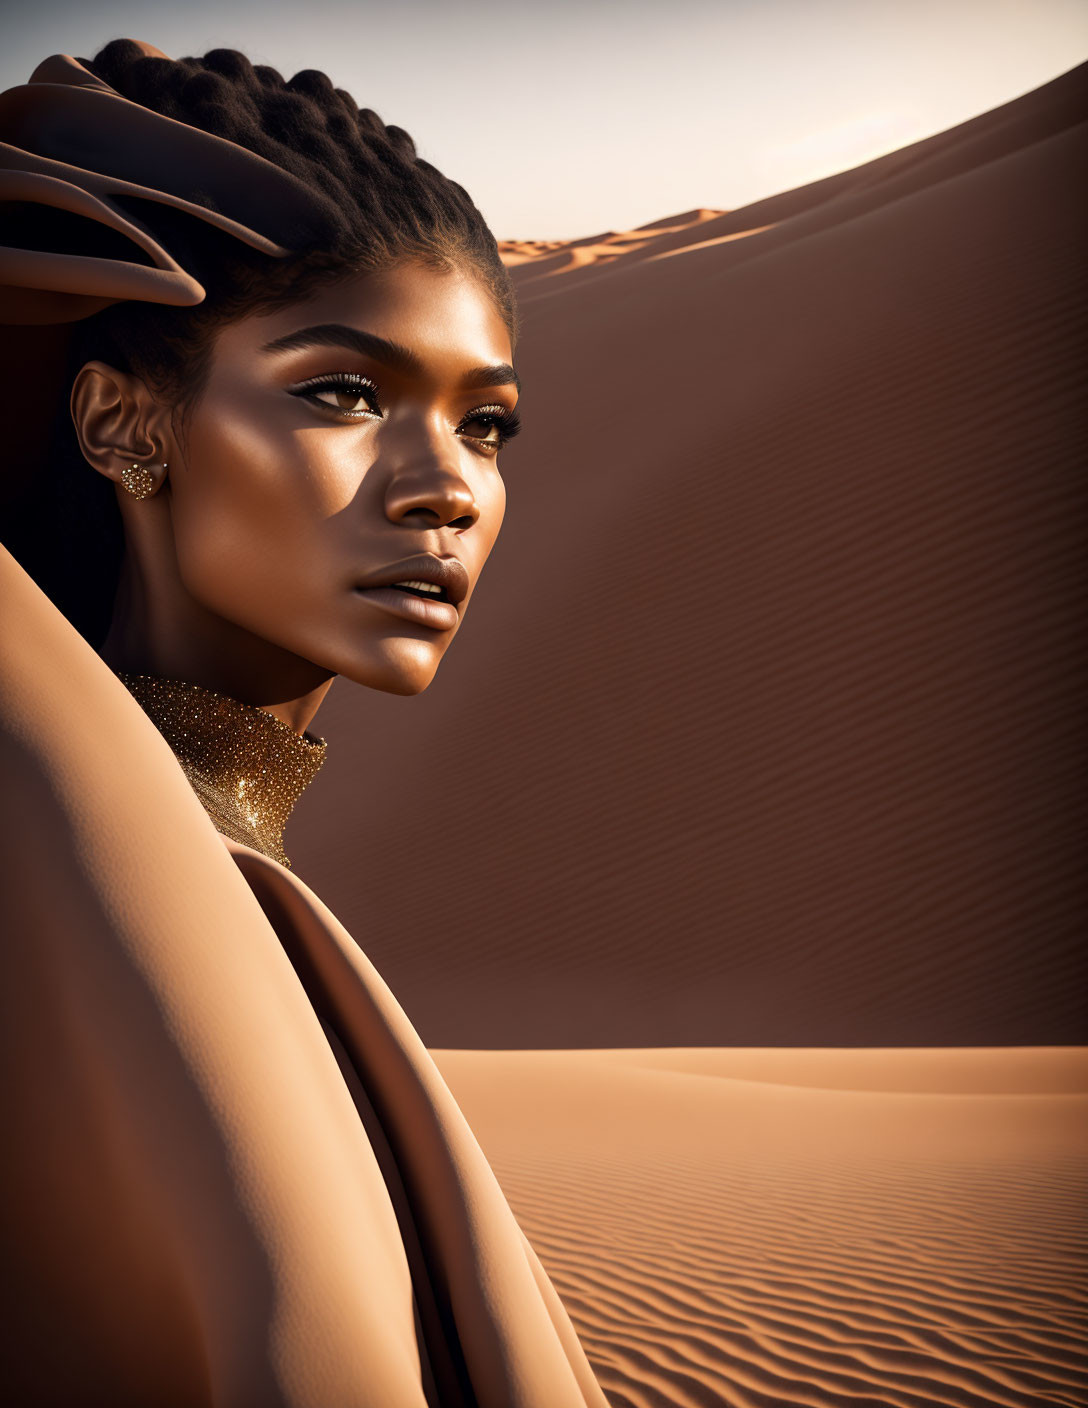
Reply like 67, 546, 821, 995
120, 462, 166, 499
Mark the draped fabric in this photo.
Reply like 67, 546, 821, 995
0, 540, 607, 1407
0, 40, 607, 1403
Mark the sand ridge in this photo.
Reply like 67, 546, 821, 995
497, 208, 731, 280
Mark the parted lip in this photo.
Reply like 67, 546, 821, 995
354, 553, 470, 607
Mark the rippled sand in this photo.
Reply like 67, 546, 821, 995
436, 1047, 1088, 1408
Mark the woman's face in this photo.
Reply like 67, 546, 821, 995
162, 261, 517, 695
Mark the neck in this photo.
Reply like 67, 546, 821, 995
101, 550, 335, 735
117, 672, 327, 868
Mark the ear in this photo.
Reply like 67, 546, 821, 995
69, 360, 172, 497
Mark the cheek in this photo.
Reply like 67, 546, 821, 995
478, 471, 507, 553
169, 404, 353, 609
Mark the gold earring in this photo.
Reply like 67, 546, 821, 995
120, 462, 165, 499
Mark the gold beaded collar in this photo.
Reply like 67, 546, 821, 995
118, 672, 326, 869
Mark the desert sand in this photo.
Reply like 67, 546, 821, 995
286, 63, 1088, 1407
435, 1046, 1088, 1407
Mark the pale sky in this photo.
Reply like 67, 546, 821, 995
2, 0, 1085, 240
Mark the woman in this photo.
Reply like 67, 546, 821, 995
0, 38, 607, 1408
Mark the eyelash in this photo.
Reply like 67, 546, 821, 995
289, 373, 521, 453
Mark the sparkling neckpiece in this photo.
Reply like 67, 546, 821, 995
118, 672, 327, 868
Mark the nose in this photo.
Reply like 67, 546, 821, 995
383, 426, 480, 531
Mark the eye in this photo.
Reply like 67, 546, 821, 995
289, 373, 382, 417
457, 404, 522, 454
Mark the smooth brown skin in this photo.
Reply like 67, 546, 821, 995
70, 260, 517, 734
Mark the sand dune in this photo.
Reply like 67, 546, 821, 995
435, 1047, 1088, 1408
286, 65, 1088, 1407
292, 61, 1088, 1049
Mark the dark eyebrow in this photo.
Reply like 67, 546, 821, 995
459, 363, 521, 394
259, 323, 422, 374
259, 322, 520, 393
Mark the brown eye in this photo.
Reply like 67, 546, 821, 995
462, 415, 502, 446
317, 387, 379, 414
290, 374, 382, 417
458, 404, 521, 452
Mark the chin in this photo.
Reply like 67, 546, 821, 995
367, 670, 436, 697
337, 640, 445, 696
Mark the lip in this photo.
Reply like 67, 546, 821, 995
352, 584, 459, 632
353, 553, 469, 632
355, 553, 470, 606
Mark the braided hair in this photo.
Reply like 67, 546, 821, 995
74, 38, 517, 416
20, 38, 517, 645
